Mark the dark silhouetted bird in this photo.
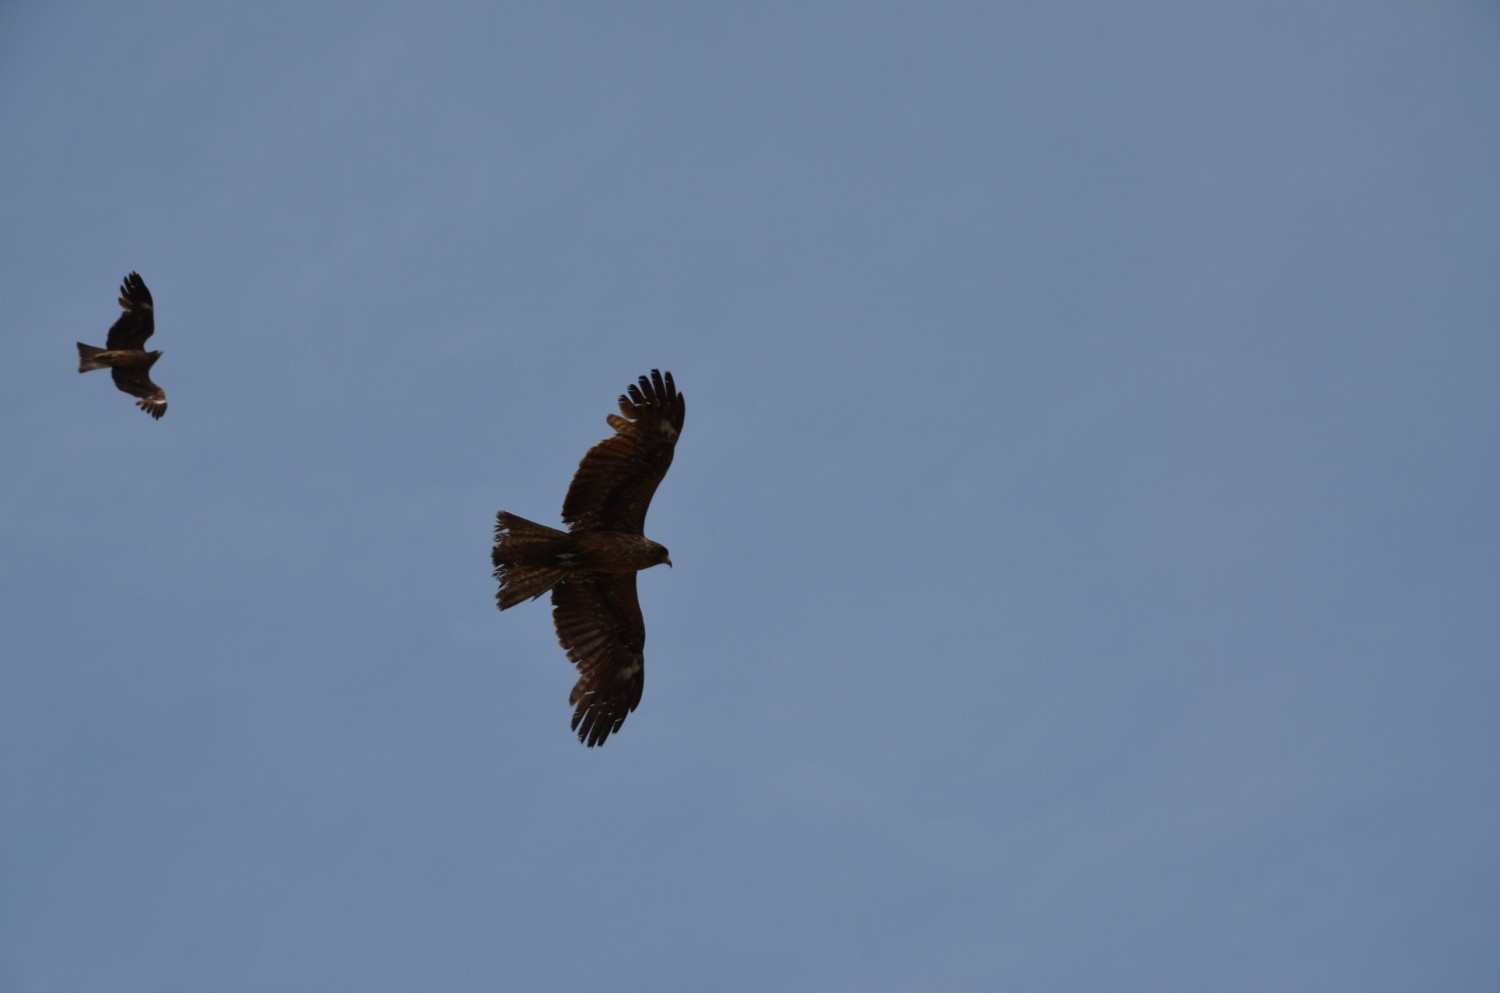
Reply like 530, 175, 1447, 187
77, 272, 166, 419
493, 370, 685, 746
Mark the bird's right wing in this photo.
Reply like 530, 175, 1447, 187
561, 369, 684, 535
104, 272, 155, 350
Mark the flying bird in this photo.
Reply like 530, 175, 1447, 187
77, 272, 167, 419
493, 369, 685, 746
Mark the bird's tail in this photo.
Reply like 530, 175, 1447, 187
77, 342, 109, 373
493, 512, 575, 609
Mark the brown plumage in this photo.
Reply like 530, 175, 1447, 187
77, 272, 167, 419
493, 369, 685, 746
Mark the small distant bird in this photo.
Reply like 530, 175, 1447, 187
77, 272, 166, 419
493, 370, 685, 746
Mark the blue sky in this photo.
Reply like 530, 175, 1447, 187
2, 2, 1498, 990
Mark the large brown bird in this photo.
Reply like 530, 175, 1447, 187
77, 272, 167, 420
493, 369, 685, 746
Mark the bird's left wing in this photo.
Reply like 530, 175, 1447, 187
551, 574, 648, 746
111, 366, 167, 419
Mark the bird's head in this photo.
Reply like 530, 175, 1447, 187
652, 542, 672, 569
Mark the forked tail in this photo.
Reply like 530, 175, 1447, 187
77, 342, 109, 373
492, 512, 574, 609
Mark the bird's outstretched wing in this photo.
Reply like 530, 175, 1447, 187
105, 273, 155, 351
561, 369, 684, 535
111, 365, 167, 419
551, 574, 647, 747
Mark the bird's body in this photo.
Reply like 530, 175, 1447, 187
493, 369, 684, 746
77, 344, 162, 375
495, 516, 670, 606
77, 272, 167, 419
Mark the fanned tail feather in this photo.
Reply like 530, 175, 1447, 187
492, 511, 574, 609
77, 343, 109, 373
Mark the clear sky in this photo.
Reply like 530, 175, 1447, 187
2, 2, 1498, 990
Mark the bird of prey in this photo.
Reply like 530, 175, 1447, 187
493, 369, 685, 747
76, 272, 167, 419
